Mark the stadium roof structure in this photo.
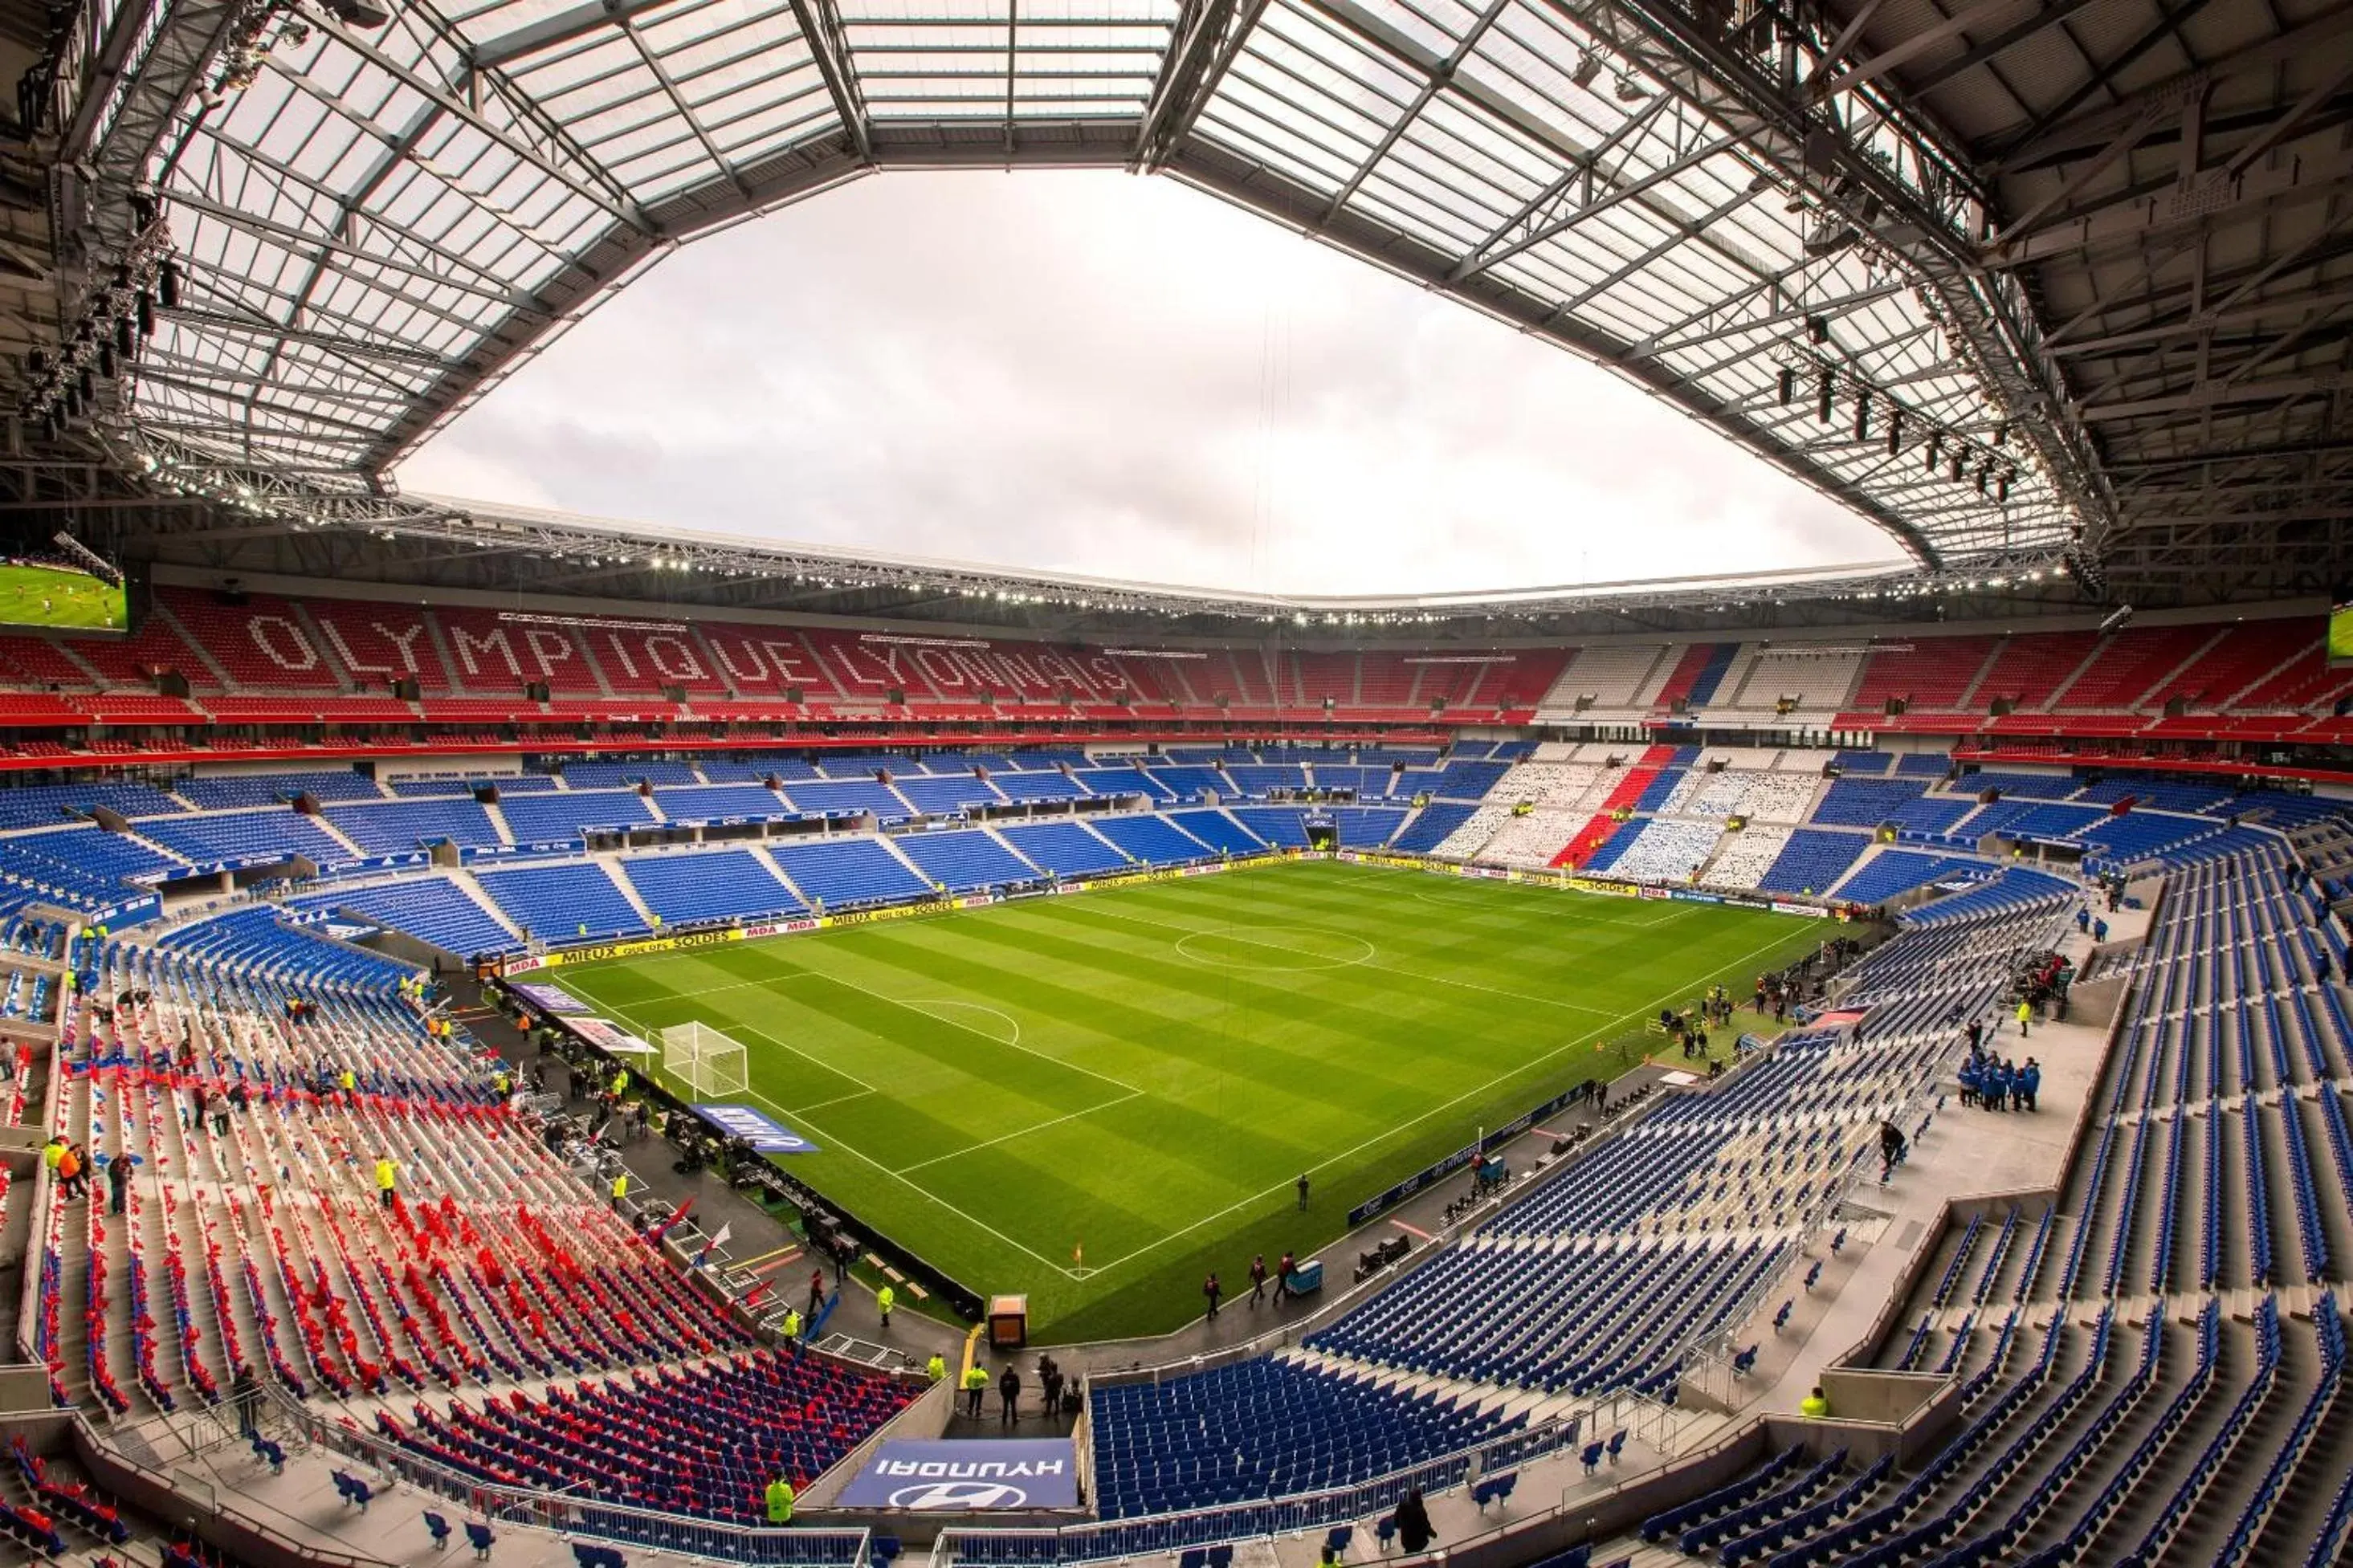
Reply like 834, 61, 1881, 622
2, 0, 2351, 623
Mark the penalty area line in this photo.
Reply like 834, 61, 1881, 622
894, 1089, 1145, 1175
594, 995, 1091, 1281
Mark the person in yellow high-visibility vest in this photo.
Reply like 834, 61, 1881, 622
1800, 1385, 1830, 1419
374, 1155, 398, 1209
610, 1172, 630, 1210
960, 1362, 989, 1419
926, 1353, 946, 1383
876, 1285, 895, 1329
765, 1474, 794, 1524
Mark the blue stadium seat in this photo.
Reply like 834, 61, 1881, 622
895, 829, 1038, 890
141, 810, 360, 871
181, 772, 385, 808
292, 877, 517, 958
499, 790, 657, 844
769, 838, 930, 908
997, 822, 1131, 876
475, 862, 647, 942
622, 850, 804, 925
1754, 829, 1869, 896
780, 780, 916, 823
1093, 814, 1216, 865
328, 798, 504, 853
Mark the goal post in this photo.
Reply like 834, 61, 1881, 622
660, 1020, 750, 1099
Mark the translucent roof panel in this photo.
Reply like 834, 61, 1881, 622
115, 0, 2072, 568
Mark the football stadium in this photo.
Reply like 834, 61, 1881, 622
4, 0, 2353, 1564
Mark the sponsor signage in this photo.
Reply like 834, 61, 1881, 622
571, 1018, 655, 1055
691, 1102, 819, 1154
1769, 901, 1832, 919
1349, 1082, 1587, 1225
838, 1440, 1079, 1511
510, 982, 590, 1012
819, 898, 956, 929
741, 918, 822, 940
530, 927, 745, 968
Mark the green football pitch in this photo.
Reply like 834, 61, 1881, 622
553, 858, 1825, 1342
0, 563, 127, 630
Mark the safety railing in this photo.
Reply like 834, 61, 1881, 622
935, 1407, 1585, 1566
267, 1386, 872, 1566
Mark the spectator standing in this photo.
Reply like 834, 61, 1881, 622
876, 1285, 895, 1328
1038, 1355, 1062, 1415
1202, 1272, 1221, 1321
960, 1362, 989, 1419
1247, 1253, 1269, 1307
105, 1153, 133, 1216
1395, 1489, 1435, 1554
998, 1366, 1022, 1427
231, 1366, 263, 1439
1296, 1172, 1311, 1211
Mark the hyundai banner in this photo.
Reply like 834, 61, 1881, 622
838, 1440, 1079, 1510
691, 1102, 819, 1154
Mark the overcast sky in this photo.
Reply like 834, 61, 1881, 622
396, 170, 1892, 596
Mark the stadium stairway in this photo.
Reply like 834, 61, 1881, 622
308, 813, 370, 863
875, 829, 945, 887
446, 872, 530, 943
747, 842, 806, 902
596, 849, 664, 927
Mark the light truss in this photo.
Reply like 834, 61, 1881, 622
110, 418, 2072, 625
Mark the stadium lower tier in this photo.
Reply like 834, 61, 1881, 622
8, 740, 2353, 1563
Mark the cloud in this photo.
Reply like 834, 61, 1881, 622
396, 170, 1893, 594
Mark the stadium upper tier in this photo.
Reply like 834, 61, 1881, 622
0, 591, 2347, 760
0, 732, 2339, 970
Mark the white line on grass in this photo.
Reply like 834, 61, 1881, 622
1070, 900, 1621, 1019
579, 966, 1140, 1094
593, 996, 1089, 1281
805, 971, 1142, 1096
1078, 922, 1817, 1277
737, 1023, 879, 1094
903, 999, 1022, 1047
789, 1089, 877, 1116
894, 1089, 1145, 1175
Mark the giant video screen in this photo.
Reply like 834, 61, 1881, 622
0, 555, 128, 632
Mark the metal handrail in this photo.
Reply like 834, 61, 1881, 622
940, 1405, 1588, 1563
269, 1386, 872, 1566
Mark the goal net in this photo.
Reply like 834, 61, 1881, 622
660, 1021, 750, 1099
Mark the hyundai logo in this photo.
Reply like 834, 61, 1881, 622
887, 1482, 1030, 1510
